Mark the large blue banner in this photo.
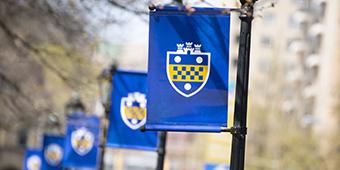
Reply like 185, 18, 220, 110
107, 70, 158, 151
23, 149, 42, 170
42, 135, 64, 170
146, 7, 230, 132
63, 114, 100, 169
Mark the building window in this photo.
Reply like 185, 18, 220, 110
260, 36, 272, 47
263, 12, 276, 24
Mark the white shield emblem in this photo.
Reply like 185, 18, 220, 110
44, 144, 63, 166
167, 42, 211, 97
120, 92, 147, 130
27, 155, 41, 170
71, 127, 94, 156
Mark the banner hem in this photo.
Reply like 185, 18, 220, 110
145, 124, 225, 133
106, 143, 158, 152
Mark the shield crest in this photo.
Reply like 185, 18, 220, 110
71, 127, 94, 156
44, 144, 63, 166
27, 155, 41, 170
120, 92, 147, 130
167, 42, 211, 97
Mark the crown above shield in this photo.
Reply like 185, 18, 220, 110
185, 42, 193, 48
183, 42, 194, 53
177, 44, 184, 51
194, 44, 202, 52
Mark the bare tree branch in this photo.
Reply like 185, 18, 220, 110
0, 18, 81, 90
107, 0, 148, 15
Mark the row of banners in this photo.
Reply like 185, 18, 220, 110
23, 115, 101, 170
23, 6, 230, 170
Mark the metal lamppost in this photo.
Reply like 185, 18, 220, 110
229, 0, 257, 170
63, 95, 86, 170
97, 65, 116, 170
65, 93, 86, 116
46, 113, 62, 134
156, 132, 167, 170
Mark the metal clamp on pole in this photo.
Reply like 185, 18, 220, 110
222, 127, 248, 136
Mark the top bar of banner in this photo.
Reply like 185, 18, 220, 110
151, 6, 235, 15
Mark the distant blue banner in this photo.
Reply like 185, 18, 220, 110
23, 148, 42, 170
146, 7, 230, 132
42, 135, 64, 170
107, 70, 158, 151
63, 114, 100, 169
205, 163, 230, 170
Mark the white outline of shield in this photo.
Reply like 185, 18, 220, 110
166, 50, 211, 98
120, 96, 146, 130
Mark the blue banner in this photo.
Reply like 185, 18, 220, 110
205, 163, 230, 170
23, 149, 42, 170
146, 7, 230, 132
42, 135, 64, 170
107, 70, 158, 151
63, 114, 100, 169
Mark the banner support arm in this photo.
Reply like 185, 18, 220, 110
221, 127, 248, 135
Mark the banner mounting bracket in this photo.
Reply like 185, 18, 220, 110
221, 127, 248, 136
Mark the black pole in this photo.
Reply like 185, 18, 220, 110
99, 107, 109, 170
176, 0, 183, 5
156, 132, 167, 170
99, 65, 116, 170
230, 1, 255, 170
